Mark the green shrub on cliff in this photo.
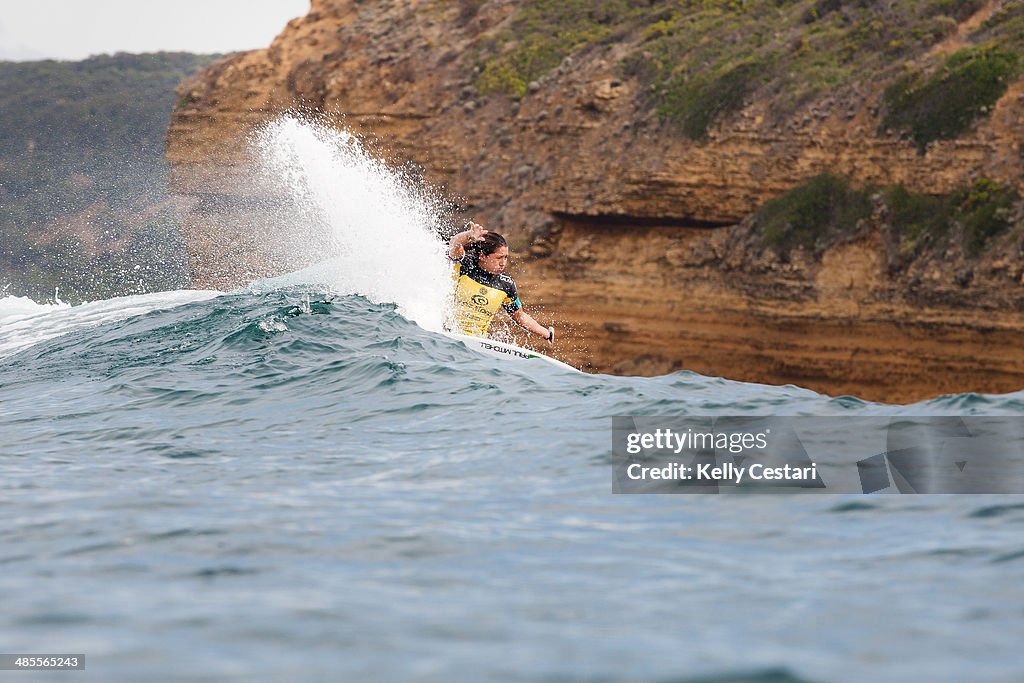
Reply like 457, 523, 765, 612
755, 176, 1020, 261
883, 185, 951, 256
881, 47, 1020, 152
476, 34, 569, 99
755, 174, 872, 255
956, 178, 1020, 256
657, 59, 765, 140
881, 179, 1018, 258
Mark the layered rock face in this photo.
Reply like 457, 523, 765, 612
166, 0, 1024, 402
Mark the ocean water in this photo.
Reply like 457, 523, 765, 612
2, 118, 1023, 682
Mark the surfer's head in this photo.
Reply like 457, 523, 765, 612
472, 231, 509, 275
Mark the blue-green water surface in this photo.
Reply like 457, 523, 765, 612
2, 289, 1022, 682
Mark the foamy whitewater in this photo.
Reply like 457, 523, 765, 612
2, 117, 1023, 683
251, 116, 453, 330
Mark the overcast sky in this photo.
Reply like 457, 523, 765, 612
0, 0, 311, 61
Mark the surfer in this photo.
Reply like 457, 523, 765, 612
447, 222, 554, 342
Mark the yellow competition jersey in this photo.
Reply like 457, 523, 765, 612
450, 257, 522, 337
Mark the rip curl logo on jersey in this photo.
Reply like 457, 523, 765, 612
471, 294, 489, 306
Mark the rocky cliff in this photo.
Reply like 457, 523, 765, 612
166, 0, 1024, 402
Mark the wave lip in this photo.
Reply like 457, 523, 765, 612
0, 290, 221, 360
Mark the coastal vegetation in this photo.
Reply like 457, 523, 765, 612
754, 174, 1021, 260
0, 52, 218, 303
474, 0, 1021, 141
475, 0, 646, 99
754, 174, 872, 255
881, 47, 1019, 152
468, 1, 1023, 265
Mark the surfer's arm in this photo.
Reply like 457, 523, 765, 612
511, 309, 554, 342
448, 222, 487, 260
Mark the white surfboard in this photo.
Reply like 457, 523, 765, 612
443, 331, 580, 372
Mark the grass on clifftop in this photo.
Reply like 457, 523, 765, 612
475, 0, 650, 99
755, 174, 1020, 260
474, 0, 1021, 140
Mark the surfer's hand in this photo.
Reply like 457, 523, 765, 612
464, 221, 487, 242
547, 326, 554, 343
450, 222, 488, 260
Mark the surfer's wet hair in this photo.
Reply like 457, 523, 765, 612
471, 231, 507, 255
